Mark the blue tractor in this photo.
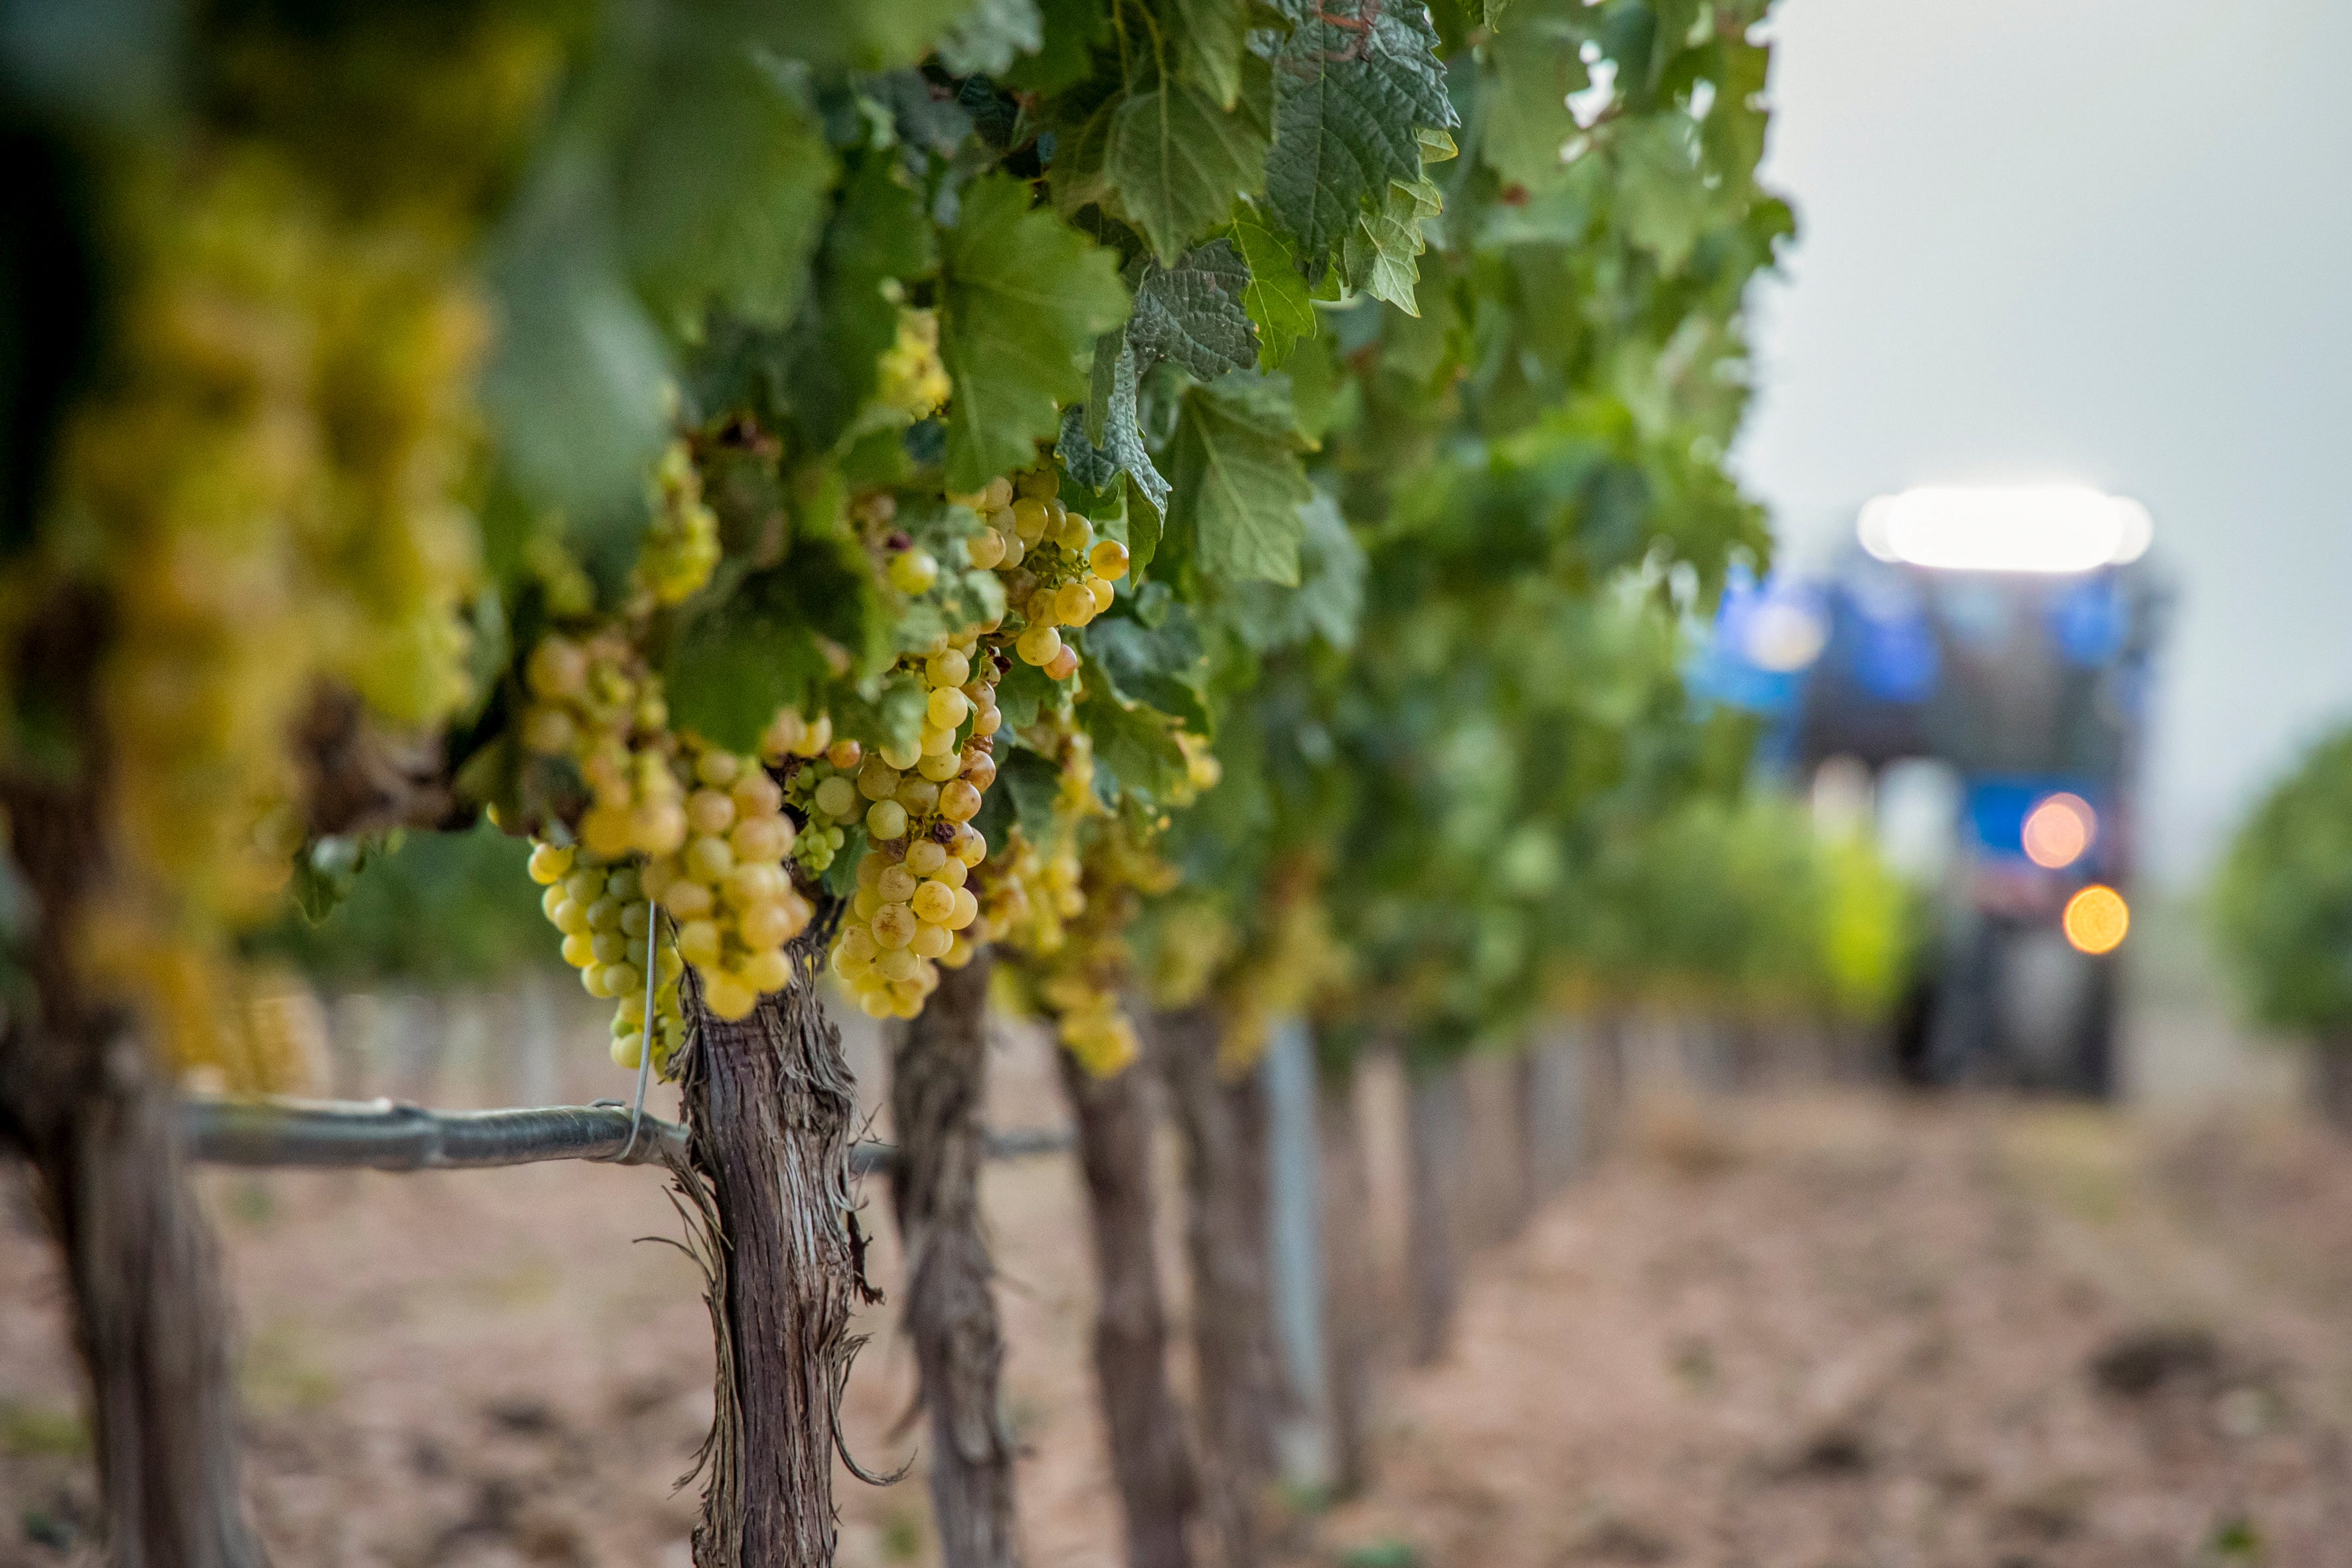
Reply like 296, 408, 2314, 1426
1696, 489, 2167, 1096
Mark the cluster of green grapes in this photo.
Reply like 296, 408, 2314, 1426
528, 732, 814, 1058
51, 151, 486, 1081
518, 631, 686, 861
977, 730, 1099, 954
526, 842, 688, 1067
874, 307, 952, 422
761, 710, 857, 877
823, 637, 1000, 1017
634, 439, 722, 606
963, 468, 1130, 678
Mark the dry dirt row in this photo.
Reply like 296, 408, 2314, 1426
5, 1025, 2352, 1568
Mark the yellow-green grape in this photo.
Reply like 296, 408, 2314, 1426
888, 549, 939, 595
638, 439, 722, 605
875, 307, 951, 420
1054, 582, 1097, 627
1016, 624, 1061, 668
1089, 540, 1131, 580
1042, 643, 1080, 682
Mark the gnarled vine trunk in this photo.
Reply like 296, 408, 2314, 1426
1316, 1056, 1375, 1499
0, 592, 266, 1567
1054, 1046, 1195, 1568
888, 949, 1020, 1568
677, 911, 869, 1568
1157, 1006, 1280, 1568
1403, 1056, 1464, 1367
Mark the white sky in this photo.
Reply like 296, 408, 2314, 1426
1733, 0, 2352, 885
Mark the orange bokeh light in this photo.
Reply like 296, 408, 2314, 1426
2022, 792, 2096, 868
2062, 884, 2130, 955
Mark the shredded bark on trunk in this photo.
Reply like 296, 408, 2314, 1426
1054, 1045, 1196, 1568
1403, 1057, 1464, 1368
889, 949, 1022, 1568
676, 907, 875, 1568
1156, 1006, 1280, 1568
1316, 1056, 1375, 1498
0, 589, 267, 1567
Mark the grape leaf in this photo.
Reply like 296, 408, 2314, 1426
1172, 0, 1251, 107
1004, 0, 1112, 95
1229, 209, 1316, 366
1342, 175, 1442, 314
1104, 56, 1274, 265
1166, 373, 1312, 585
777, 153, 939, 453
1219, 489, 1364, 651
1058, 339, 1170, 514
1263, 0, 1457, 262
936, 0, 1044, 74
665, 552, 874, 753
1129, 239, 1260, 380
1076, 682, 1191, 806
617, 44, 838, 336
779, 0, 986, 72
1610, 115, 1713, 272
1480, 0, 1591, 190
938, 174, 1131, 493
481, 206, 668, 532
1084, 605, 1213, 734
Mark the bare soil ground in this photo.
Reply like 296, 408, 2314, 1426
5, 1020, 2352, 1568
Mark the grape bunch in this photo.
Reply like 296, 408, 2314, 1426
824, 638, 999, 1018
635, 438, 722, 606
874, 307, 952, 422
527, 841, 688, 1068
529, 733, 815, 1063
518, 631, 686, 862
965, 468, 1129, 680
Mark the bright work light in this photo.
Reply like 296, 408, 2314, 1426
1857, 486, 2153, 574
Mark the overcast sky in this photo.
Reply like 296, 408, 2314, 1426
1733, 0, 2352, 885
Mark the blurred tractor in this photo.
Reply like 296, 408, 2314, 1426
1696, 487, 2168, 1097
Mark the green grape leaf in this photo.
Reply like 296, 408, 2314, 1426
1172, 0, 1251, 107
1219, 489, 1363, 651
939, 175, 1131, 493
1058, 339, 1170, 515
1480, 0, 1590, 190
778, 153, 940, 453
617, 46, 838, 336
1130, 240, 1260, 380
1104, 56, 1274, 266
1699, 37, 1772, 187
994, 745, 1065, 842
1166, 373, 1312, 585
1229, 208, 1316, 366
995, 657, 1066, 731
1610, 116, 1713, 272
1342, 175, 1441, 315
1076, 682, 1190, 806
1004, 0, 1112, 94
936, 0, 1045, 74
780, 0, 982, 72
1083, 605, 1213, 734
665, 576, 850, 753
480, 214, 668, 532
1263, 0, 1457, 262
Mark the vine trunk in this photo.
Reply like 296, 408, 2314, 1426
1054, 1044, 1195, 1568
0, 592, 266, 1567
1403, 1058, 1464, 1367
1158, 1005, 1281, 1568
889, 949, 1021, 1568
677, 911, 869, 1568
